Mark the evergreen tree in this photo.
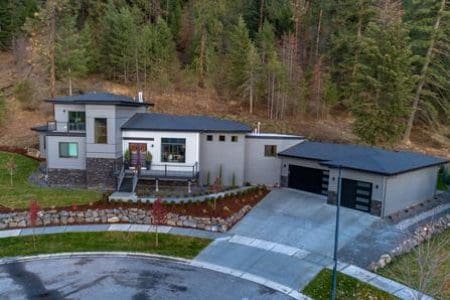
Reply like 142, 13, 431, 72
403, 0, 449, 142
241, 42, 261, 114
167, 0, 182, 41
226, 16, 252, 94
56, 16, 92, 95
352, 0, 414, 145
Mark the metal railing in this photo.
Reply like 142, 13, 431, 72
47, 121, 86, 132
132, 171, 139, 193
138, 162, 199, 179
117, 165, 125, 191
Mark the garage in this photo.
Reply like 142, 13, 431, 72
288, 165, 328, 195
340, 179, 372, 212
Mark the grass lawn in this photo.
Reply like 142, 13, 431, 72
0, 232, 211, 259
302, 269, 396, 300
377, 228, 449, 300
0, 151, 102, 209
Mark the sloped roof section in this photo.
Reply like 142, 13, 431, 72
121, 113, 252, 133
278, 141, 448, 175
46, 92, 152, 107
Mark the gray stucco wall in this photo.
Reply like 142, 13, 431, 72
115, 106, 146, 157
199, 133, 246, 186
38, 133, 47, 158
384, 166, 439, 216
46, 135, 86, 169
85, 105, 117, 159
245, 137, 303, 186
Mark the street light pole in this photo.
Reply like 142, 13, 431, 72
331, 166, 342, 300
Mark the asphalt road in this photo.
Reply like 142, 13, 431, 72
0, 255, 291, 300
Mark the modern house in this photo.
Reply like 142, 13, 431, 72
32, 92, 447, 218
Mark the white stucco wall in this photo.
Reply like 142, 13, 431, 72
384, 166, 439, 216
46, 135, 86, 169
115, 107, 146, 157
199, 133, 246, 186
244, 136, 304, 186
122, 130, 200, 172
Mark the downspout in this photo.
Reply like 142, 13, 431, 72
382, 176, 388, 218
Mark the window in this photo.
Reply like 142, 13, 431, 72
161, 138, 186, 163
206, 135, 213, 141
68, 111, 85, 131
219, 135, 226, 142
94, 118, 107, 144
264, 145, 277, 157
231, 136, 238, 142
59, 142, 78, 158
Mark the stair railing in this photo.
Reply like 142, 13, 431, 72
117, 165, 125, 191
132, 170, 139, 193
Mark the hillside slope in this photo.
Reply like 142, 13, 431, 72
0, 51, 449, 159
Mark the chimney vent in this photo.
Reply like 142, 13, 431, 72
138, 91, 143, 103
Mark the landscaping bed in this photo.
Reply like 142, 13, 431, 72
0, 186, 269, 232
302, 269, 395, 300
0, 232, 211, 259
0, 151, 102, 210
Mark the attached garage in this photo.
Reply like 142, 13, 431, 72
288, 165, 328, 196
279, 141, 447, 217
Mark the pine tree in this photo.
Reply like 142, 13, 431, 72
403, 0, 449, 143
226, 16, 252, 94
352, 0, 414, 145
56, 16, 92, 95
241, 42, 261, 114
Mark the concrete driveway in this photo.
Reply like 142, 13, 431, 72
195, 189, 380, 290
0, 255, 291, 299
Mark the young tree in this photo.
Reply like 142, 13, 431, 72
3, 156, 17, 186
241, 42, 261, 114
211, 176, 222, 210
351, 0, 414, 145
28, 200, 41, 249
150, 198, 167, 247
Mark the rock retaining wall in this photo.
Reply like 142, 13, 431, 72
370, 213, 450, 271
0, 205, 252, 233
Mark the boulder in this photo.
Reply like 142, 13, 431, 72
107, 216, 120, 223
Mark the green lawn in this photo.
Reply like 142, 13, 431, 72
378, 229, 450, 300
0, 232, 211, 259
302, 269, 396, 300
0, 151, 102, 209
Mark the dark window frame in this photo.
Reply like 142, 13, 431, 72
68, 111, 86, 131
94, 118, 107, 144
264, 145, 277, 157
219, 135, 226, 142
231, 135, 238, 142
161, 138, 186, 163
206, 135, 213, 141
59, 142, 78, 158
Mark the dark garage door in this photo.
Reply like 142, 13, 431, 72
288, 165, 329, 195
340, 179, 372, 212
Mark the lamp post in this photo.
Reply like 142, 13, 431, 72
331, 166, 342, 300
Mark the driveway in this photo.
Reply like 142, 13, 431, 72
0, 255, 290, 299
195, 189, 401, 290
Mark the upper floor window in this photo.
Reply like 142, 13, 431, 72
68, 111, 85, 131
161, 138, 186, 163
231, 136, 238, 142
94, 118, 107, 144
264, 145, 277, 157
206, 135, 213, 141
219, 135, 226, 142
59, 142, 78, 158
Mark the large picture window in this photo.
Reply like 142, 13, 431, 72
59, 142, 78, 158
68, 111, 85, 131
161, 138, 186, 163
94, 118, 107, 144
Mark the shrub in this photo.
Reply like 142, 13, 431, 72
13, 80, 39, 111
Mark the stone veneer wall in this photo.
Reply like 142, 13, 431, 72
86, 157, 122, 190
327, 191, 382, 217
48, 168, 86, 187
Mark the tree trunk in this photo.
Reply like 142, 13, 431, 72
249, 74, 254, 114
155, 224, 159, 247
49, 1, 56, 98
403, 0, 446, 144
315, 9, 322, 61
135, 48, 140, 91
259, 0, 265, 31
198, 29, 206, 88
68, 68, 72, 96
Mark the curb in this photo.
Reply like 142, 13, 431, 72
0, 252, 309, 300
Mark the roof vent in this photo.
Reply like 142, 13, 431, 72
138, 91, 143, 103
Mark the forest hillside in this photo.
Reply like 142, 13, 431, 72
0, 0, 448, 157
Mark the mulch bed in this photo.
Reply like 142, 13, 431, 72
0, 187, 269, 219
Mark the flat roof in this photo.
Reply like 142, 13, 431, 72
278, 141, 448, 176
121, 113, 252, 133
46, 92, 153, 107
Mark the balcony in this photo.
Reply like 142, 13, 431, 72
121, 162, 200, 181
47, 121, 86, 132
